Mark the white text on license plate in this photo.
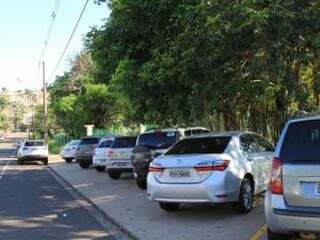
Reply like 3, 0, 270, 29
169, 169, 191, 178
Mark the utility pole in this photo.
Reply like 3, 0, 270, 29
42, 61, 48, 145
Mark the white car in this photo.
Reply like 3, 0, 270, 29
265, 116, 320, 239
18, 140, 48, 165
92, 137, 114, 172
60, 140, 80, 163
106, 136, 137, 179
147, 131, 274, 213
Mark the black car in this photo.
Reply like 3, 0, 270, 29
75, 136, 100, 169
131, 127, 210, 189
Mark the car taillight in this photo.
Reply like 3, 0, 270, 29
269, 157, 283, 195
195, 160, 230, 172
149, 165, 165, 173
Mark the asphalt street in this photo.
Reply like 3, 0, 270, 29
0, 139, 113, 240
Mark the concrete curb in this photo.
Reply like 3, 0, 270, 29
48, 164, 138, 240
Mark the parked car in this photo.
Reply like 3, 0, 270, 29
131, 127, 210, 189
75, 136, 100, 169
106, 136, 137, 179
15, 139, 27, 156
17, 140, 48, 165
265, 116, 320, 239
60, 140, 80, 163
147, 131, 274, 213
93, 137, 114, 172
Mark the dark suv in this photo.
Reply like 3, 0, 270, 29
75, 136, 100, 169
131, 127, 210, 189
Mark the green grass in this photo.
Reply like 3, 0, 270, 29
48, 139, 63, 154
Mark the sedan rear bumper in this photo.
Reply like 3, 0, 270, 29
147, 172, 238, 203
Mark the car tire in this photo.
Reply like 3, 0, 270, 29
107, 169, 121, 179
267, 228, 290, 240
79, 161, 91, 169
19, 159, 24, 165
95, 166, 106, 172
159, 202, 180, 212
65, 158, 73, 163
43, 158, 48, 165
235, 178, 253, 214
136, 178, 147, 189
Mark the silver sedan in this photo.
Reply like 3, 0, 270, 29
147, 131, 274, 213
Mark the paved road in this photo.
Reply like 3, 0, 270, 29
0, 139, 113, 240
51, 157, 267, 240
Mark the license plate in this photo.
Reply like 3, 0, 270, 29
169, 169, 191, 178
315, 183, 320, 195
114, 162, 128, 167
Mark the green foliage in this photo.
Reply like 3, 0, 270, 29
49, 0, 320, 141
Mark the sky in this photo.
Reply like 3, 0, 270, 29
0, 0, 110, 91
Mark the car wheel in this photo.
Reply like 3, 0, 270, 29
267, 228, 290, 240
43, 158, 48, 165
136, 178, 147, 189
95, 166, 106, 172
65, 158, 73, 163
19, 159, 24, 165
79, 161, 91, 169
235, 178, 253, 214
107, 169, 121, 179
159, 202, 180, 212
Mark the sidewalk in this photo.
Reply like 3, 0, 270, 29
48, 155, 266, 240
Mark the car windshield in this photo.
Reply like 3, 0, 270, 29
97, 140, 113, 148
165, 137, 231, 155
112, 137, 136, 148
79, 138, 100, 145
137, 131, 178, 149
67, 140, 79, 146
280, 120, 320, 162
24, 141, 45, 147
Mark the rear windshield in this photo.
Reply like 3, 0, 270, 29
67, 140, 79, 146
281, 120, 320, 162
25, 141, 44, 147
97, 140, 113, 148
112, 137, 137, 148
79, 138, 100, 145
165, 137, 231, 155
137, 131, 178, 149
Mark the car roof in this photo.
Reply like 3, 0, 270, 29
287, 115, 320, 124
144, 127, 209, 134
183, 131, 254, 139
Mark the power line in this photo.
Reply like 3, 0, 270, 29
49, 0, 90, 82
39, 0, 61, 63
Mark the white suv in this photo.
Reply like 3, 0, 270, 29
18, 140, 48, 165
265, 115, 320, 239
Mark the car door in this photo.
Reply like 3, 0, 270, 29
239, 134, 264, 193
252, 134, 275, 191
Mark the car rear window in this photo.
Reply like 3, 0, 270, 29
112, 137, 137, 148
165, 137, 231, 155
97, 140, 113, 148
137, 131, 178, 149
25, 141, 44, 147
280, 120, 320, 162
79, 138, 100, 145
